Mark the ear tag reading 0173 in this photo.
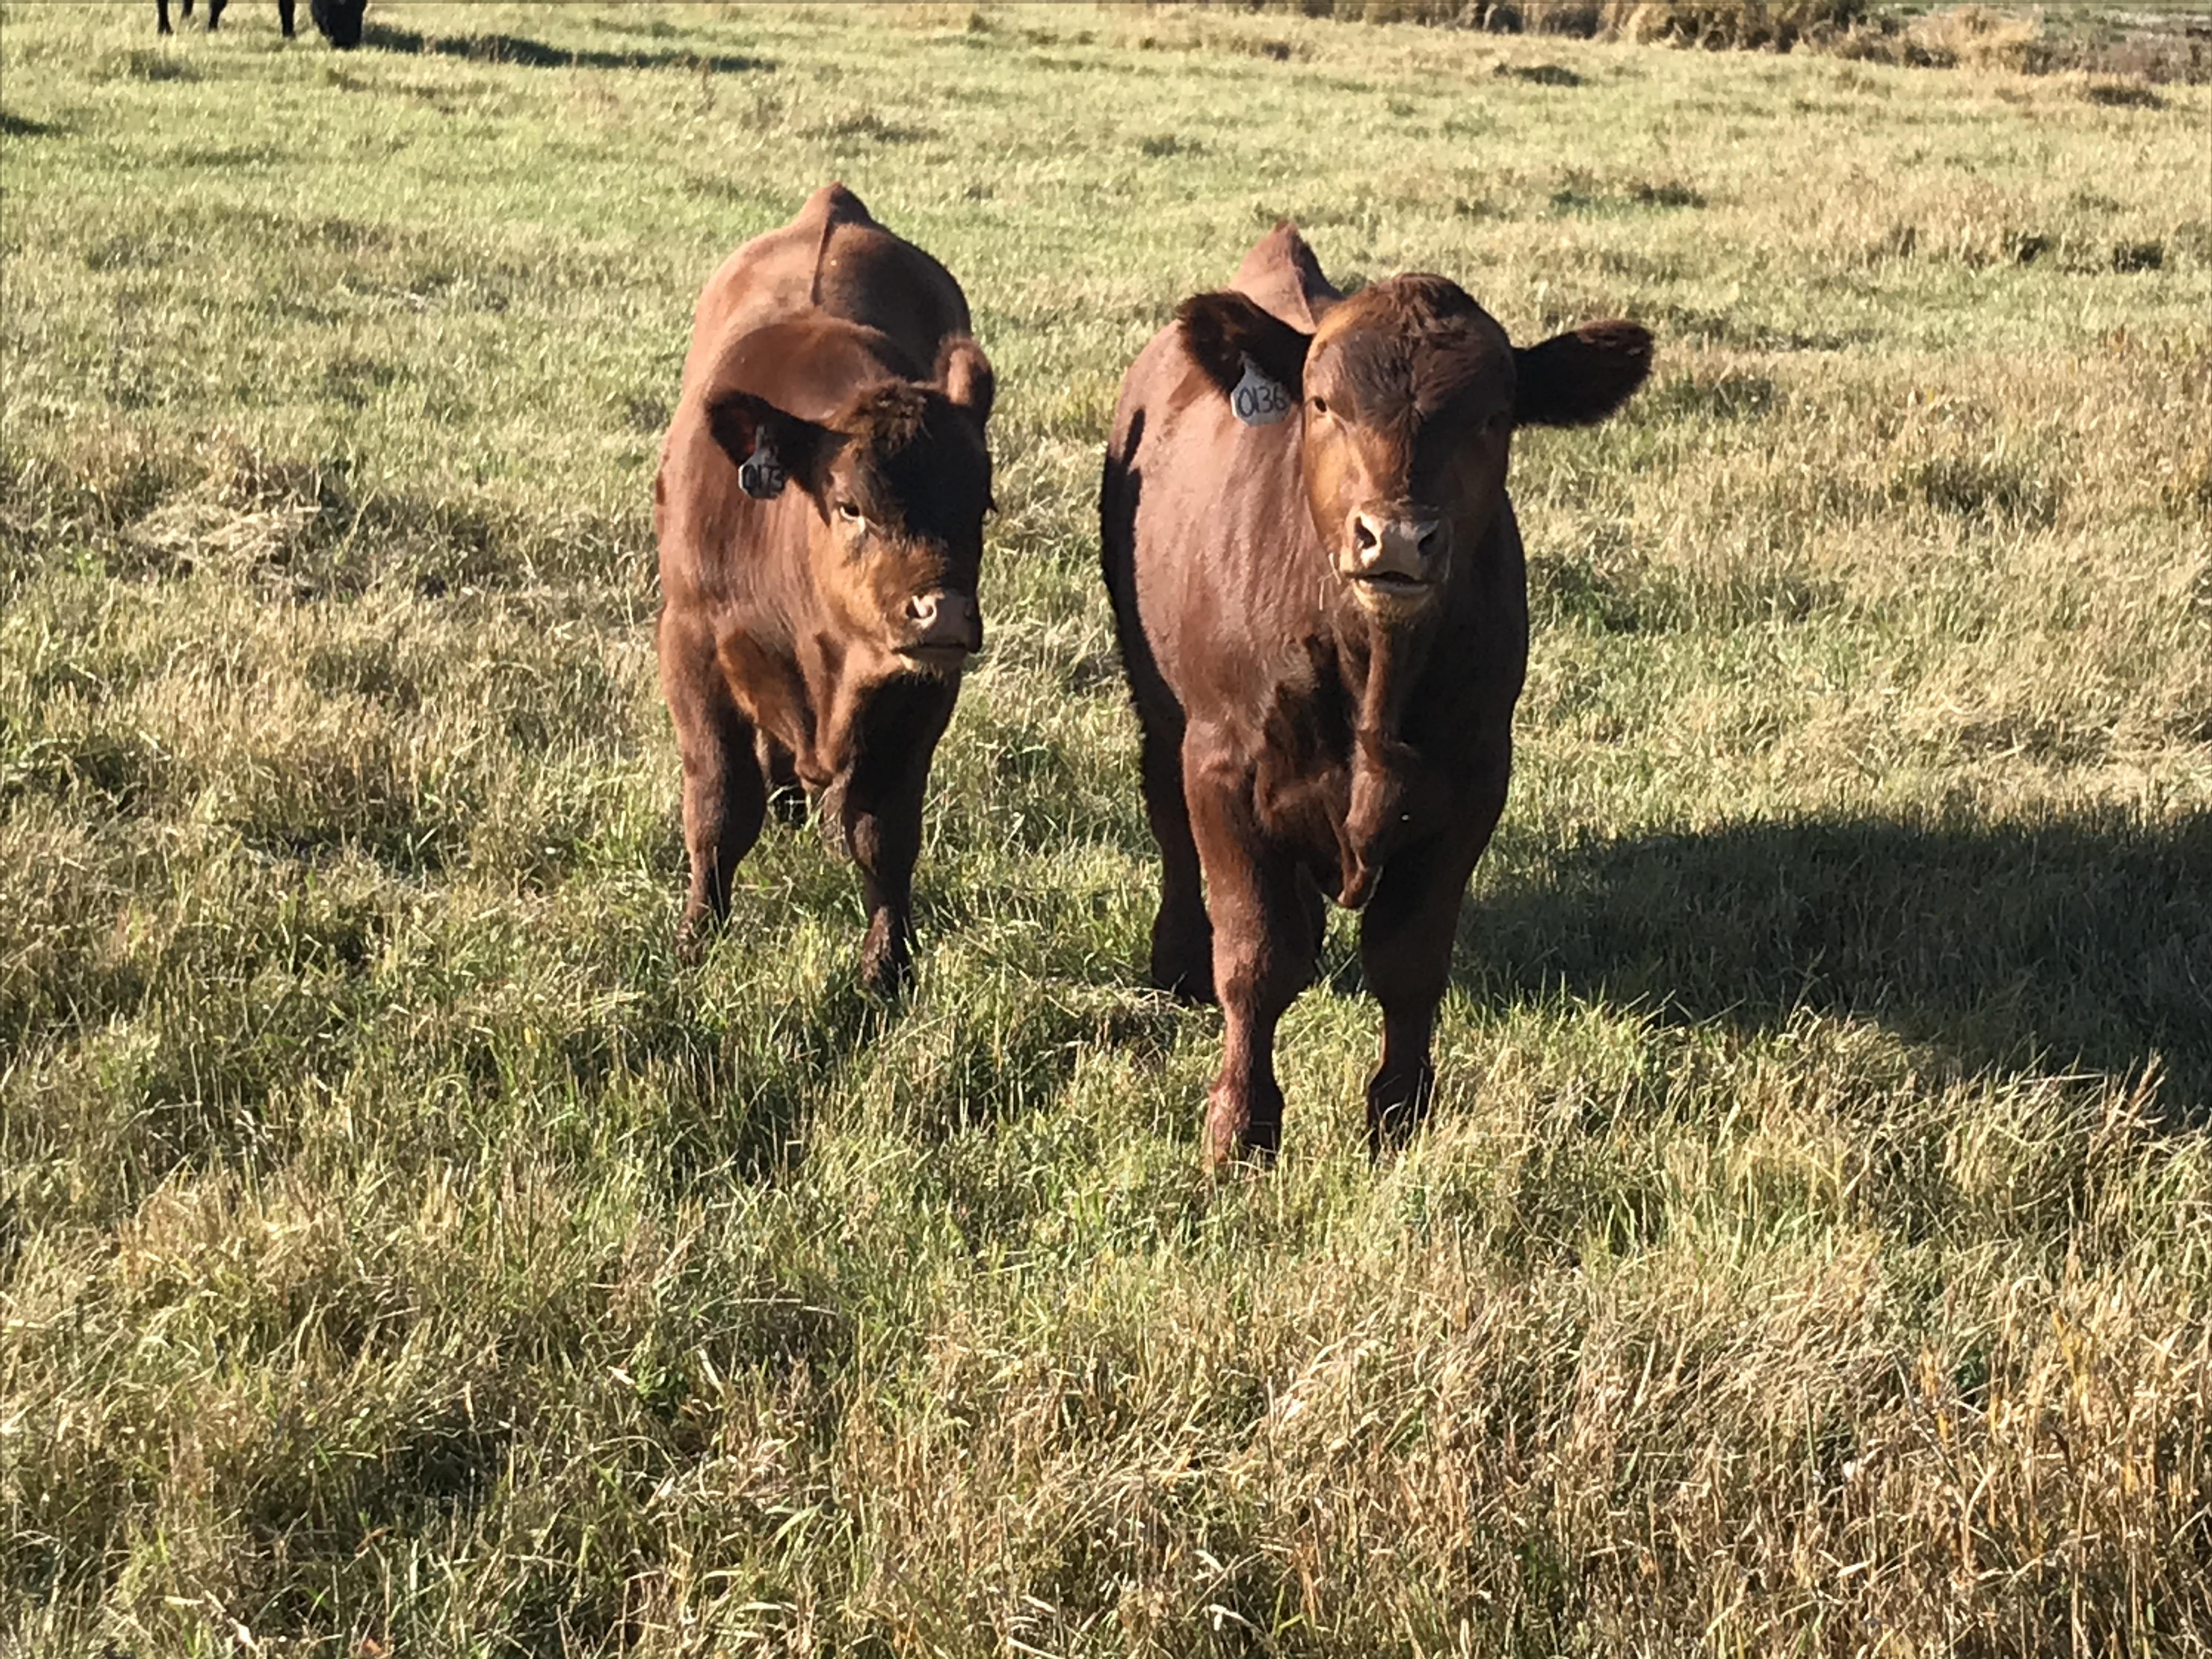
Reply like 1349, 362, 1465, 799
738, 437, 787, 500
1230, 354, 1290, 427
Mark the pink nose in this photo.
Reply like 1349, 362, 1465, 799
904, 590, 981, 654
1348, 512, 1443, 579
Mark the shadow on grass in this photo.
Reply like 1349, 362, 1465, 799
1462, 810, 2212, 1113
360, 24, 772, 74
652, 972, 886, 1194
1, 109, 66, 138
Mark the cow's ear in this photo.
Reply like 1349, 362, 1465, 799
1513, 320, 1654, 428
1177, 291, 1312, 406
934, 337, 995, 430
704, 390, 837, 501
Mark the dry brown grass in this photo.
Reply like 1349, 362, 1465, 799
3, 2, 2210, 1654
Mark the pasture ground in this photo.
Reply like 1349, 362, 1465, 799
3, 3, 2210, 1653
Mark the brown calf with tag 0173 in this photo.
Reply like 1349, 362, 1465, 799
1101, 223, 1651, 1169
654, 184, 995, 993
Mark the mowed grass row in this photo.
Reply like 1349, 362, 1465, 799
3, 3, 2210, 1654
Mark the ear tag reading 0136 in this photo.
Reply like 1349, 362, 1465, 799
1231, 354, 1290, 427
738, 437, 787, 500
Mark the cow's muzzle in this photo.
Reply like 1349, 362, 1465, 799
1339, 511, 1445, 618
895, 589, 981, 672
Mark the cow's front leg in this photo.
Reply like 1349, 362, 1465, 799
839, 756, 926, 997
1186, 743, 1317, 1169
278, 0, 296, 37
205, 0, 227, 30
1357, 770, 1506, 1154
837, 682, 953, 997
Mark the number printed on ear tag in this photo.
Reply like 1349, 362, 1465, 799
1231, 354, 1290, 427
738, 437, 787, 500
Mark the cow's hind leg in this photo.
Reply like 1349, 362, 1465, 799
157, 0, 174, 35
278, 0, 296, 36
1101, 443, 1207, 1000
205, 0, 226, 30
1357, 775, 1506, 1154
1186, 742, 1316, 1169
1141, 706, 1212, 1002
661, 621, 765, 942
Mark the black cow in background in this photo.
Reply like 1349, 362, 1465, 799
155, 0, 365, 48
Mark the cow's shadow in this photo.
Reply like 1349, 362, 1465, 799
360, 25, 771, 75
1446, 809, 2212, 1115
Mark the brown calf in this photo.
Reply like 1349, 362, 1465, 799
656, 184, 995, 992
1101, 223, 1651, 1167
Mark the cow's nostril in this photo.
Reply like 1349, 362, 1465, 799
1353, 518, 1380, 554
1415, 523, 1442, 556
908, 594, 938, 623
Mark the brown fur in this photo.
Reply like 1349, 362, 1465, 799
656, 184, 994, 993
1101, 224, 1651, 1167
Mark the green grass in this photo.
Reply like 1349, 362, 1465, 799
4, 3, 2211, 1654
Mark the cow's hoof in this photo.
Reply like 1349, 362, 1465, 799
675, 916, 713, 966
1365, 1062, 1436, 1158
1151, 960, 1216, 1006
1204, 1082, 1281, 1174
859, 918, 911, 999
1148, 932, 1216, 1006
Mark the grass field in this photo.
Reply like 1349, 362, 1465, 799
4, 3, 2211, 1653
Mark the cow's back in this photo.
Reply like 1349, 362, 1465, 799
681, 183, 971, 398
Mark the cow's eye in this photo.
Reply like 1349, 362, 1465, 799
1310, 397, 1328, 416
837, 501, 864, 524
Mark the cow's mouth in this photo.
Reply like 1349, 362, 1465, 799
1347, 569, 1436, 614
895, 642, 973, 674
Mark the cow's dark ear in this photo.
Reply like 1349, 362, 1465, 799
1176, 291, 1312, 405
1513, 320, 1653, 428
934, 337, 995, 430
704, 391, 837, 501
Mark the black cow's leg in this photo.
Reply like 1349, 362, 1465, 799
660, 619, 765, 943
1356, 766, 1508, 1154
1186, 740, 1316, 1169
157, 0, 173, 35
278, 0, 296, 37
205, 0, 225, 31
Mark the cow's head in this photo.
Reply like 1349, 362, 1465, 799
1178, 275, 1650, 623
309, 0, 365, 48
705, 337, 995, 675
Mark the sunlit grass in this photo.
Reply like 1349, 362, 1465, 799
3, 3, 2209, 1654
